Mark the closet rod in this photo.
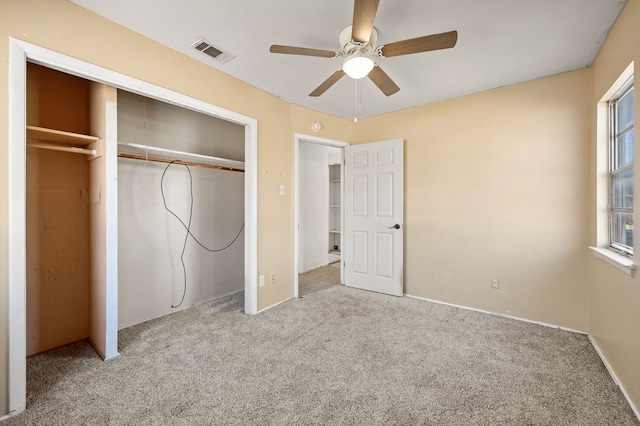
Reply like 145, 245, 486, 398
118, 142, 244, 170
117, 152, 245, 173
27, 141, 96, 156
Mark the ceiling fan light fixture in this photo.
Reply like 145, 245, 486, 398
342, 53, 374, 79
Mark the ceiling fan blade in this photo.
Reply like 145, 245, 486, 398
309, 70, 346, 97
269, 45, 337, 58
380, 30, 458, 58
352, 0, 380, 44
368, 65, 400, 96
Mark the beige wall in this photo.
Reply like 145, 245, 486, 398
588, 0, 640, 411
353, 69, 591, 331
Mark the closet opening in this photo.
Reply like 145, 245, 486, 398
24, 64, 246, 355
9, 38, 259, 414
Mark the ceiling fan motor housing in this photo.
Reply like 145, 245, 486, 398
339, 25, 378, 56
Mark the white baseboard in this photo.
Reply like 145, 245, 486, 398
257, 296, 290, 313
403, 293, 587, 334
0, 406, 25, 422
404, 293, 639, 422
588, 335, 640, 422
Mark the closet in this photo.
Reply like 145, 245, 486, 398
25, 64, 245, 358
116, 91, 245, 328
25, 63, 245, 359
26, 63, 115, 359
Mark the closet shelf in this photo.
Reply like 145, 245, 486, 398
27, 125, 99, 146
117, 142, 245, 172
26, 125, 101, 158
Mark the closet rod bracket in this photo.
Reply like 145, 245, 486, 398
86, 138, 104, 161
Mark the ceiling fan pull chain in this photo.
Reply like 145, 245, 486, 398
354, 79, 358, 122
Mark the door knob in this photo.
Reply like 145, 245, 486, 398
388, 224, 401, 229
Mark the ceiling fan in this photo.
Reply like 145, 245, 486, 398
269, 0, 458, 97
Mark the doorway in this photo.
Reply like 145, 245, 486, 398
294, 133, 348, 298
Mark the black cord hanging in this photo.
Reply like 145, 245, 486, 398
160, 161, 245, 308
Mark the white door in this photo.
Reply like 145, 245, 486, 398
344, 139, 403, 296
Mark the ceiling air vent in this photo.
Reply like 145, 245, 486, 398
191, 38, 236, 64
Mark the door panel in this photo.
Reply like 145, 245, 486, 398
376, 233, 394, 278
376, 173, 393, 218
353, 231, 368, 274
344, 139, 403, 296
352, 175, 368, 217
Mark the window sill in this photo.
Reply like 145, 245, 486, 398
589, 246, 636, 277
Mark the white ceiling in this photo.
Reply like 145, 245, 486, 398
71, 0, 627, 120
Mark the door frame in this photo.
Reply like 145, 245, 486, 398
8, 38, 259, 414
294, 133, 348, 298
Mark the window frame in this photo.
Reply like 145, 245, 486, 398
608, 80, 634, 256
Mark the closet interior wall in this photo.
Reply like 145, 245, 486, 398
26, 63, 105, 356
117, 91, 245, 328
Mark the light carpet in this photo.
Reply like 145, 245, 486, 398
3, 285, 638, 425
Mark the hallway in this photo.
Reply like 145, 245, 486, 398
298, 262, 340, 297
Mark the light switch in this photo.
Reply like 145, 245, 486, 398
280, 184, 285, 196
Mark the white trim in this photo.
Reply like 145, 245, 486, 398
596, 62, 638, 269
8, 38, 259, 414
244, 119, 259, 316
0, 412, 17, 422
256, 296, 291, 313
103, 86, 120, 361
589, 246, 636, 276
404, 294, 588, 334
293, 133, 348, 299
588, 335, 640, 422
599, 62, 634, 102
8, 38, 28, 416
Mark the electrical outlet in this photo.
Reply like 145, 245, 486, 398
259, 275, 265, 287
491, 277, 500, 289
270, 273, 276, 285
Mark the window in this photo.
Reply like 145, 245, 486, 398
609, 82, 634, 255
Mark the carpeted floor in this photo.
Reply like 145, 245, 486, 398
3, 285, 638, 425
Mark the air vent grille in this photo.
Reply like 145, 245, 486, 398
191, 38, 236, 64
